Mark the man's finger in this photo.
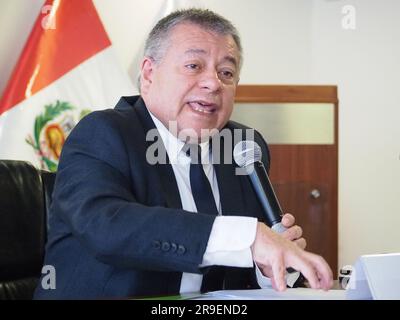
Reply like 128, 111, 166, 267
271, 254, 286, 292
270, 276, 278, 291
305, 253, 333, 290
281, 213, 295, 227
294, 238, 307, 250
290, 255, 320, 289
285, 225, 303, 240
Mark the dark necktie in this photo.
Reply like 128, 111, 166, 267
185, 144, 224, 292
185, 144, 218, 216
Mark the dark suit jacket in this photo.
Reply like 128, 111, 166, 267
34, 96, 271, 299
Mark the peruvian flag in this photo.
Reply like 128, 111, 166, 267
0, 0, 134, 171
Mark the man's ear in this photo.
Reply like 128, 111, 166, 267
140, 57, 155, 93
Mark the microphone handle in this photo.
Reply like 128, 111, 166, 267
271, 222, 287, 234
248, 161, 284, 226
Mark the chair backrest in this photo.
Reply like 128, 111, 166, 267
0, 160, 55, 300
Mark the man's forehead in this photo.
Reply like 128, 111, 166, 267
166, 23, 240, 65
184, 48, 238, 67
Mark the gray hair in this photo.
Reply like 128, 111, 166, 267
139, 8, 242, 89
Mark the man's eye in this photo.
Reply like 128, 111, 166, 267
186, 64, 199, 70
219, 70, 234, 79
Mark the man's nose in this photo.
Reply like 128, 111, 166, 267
198, 70, 222, 92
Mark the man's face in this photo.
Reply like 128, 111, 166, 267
141, 23, 240, 142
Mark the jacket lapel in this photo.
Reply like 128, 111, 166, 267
119, 96, 183, 210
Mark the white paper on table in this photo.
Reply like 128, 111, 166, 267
194, 288, 346, 300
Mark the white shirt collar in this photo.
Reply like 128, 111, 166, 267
148, 110, 210, 165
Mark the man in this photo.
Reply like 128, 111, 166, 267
34, 8, 332, 299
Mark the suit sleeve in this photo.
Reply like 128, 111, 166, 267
52, 111, 215, 273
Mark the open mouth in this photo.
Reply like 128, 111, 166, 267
188, 101, 217, 114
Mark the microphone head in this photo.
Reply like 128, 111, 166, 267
233, 140, 262, 168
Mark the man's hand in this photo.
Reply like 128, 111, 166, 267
281, 213, 307, 250
255, 213, 307, 282
251, 221, 333, 292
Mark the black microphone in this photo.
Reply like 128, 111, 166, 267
233, 140, 306, 288
233, 140, 286, 233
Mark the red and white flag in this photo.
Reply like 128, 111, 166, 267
0, 0, 133, 171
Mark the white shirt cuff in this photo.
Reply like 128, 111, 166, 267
200, 216, 257, 268
254, 263, 273, 288
254, 263, 302, 288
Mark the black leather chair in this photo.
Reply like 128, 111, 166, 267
0, 160, 55, 300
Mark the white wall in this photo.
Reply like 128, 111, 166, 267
310, 0, 400, 267
0, 0, 399, 270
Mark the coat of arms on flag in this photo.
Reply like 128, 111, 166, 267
0, 0, 133, 171
25, 100, 91, 171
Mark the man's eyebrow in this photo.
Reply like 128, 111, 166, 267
184, 48, 207, 55
184, 48, 238, 68
223, 56, 238, 68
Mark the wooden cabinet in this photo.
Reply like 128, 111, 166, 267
233, 85, 338, 274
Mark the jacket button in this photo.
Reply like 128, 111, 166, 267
161, 242, 171, 252
177, 245, 186, 255
152, 240, 161, 250
171, 243, 177, 253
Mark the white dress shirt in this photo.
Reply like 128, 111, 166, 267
148, 111, 271, 293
